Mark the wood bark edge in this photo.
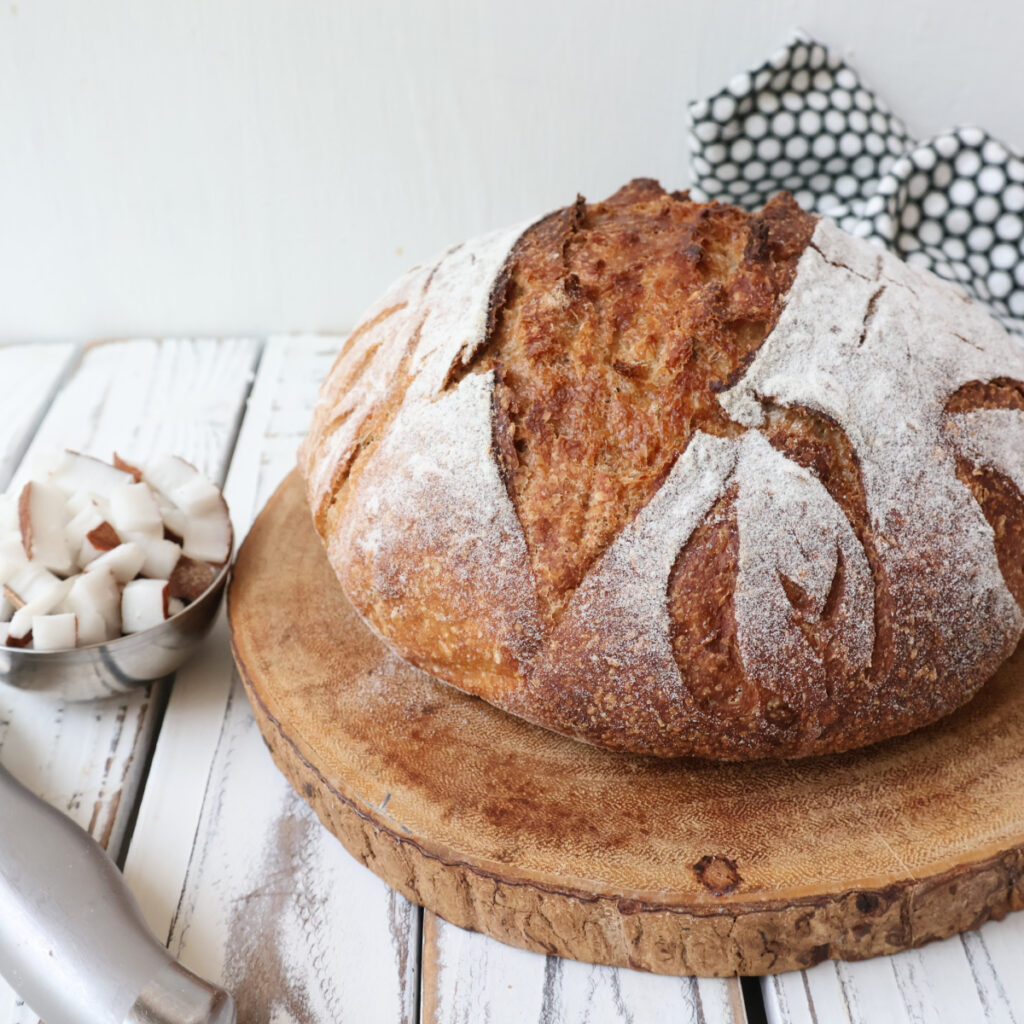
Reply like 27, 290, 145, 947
235, 643, 1024, 976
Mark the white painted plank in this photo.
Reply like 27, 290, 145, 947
766, 958, 904, 1024
0, 337, 261, 1024
124, 335, 420, 1023
0, 342, 77, 488
422, 912, 745, 1024
765, 926, 1024, 1024
961, 923, 1024, 1023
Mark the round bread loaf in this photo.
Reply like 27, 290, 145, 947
299, 179, 1024, 760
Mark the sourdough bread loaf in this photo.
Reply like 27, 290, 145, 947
300, 179, 1024, 759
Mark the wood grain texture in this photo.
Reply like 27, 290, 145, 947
0, 337, 260, 1024
123, 335, 422, 1024
230, 470, 1024, 978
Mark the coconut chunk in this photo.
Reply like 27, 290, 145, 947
121, 579, 169, 633
4, 623, 30, 647
19, 480, 75, 575
181, 500, 232, 565
153, 492, 188, 543
170, 475, 222, 516
7, 576, 73, 642
84, 542, 146, 584
67, 490, 109, 517
168, 555, 216, 601
67, 504, 108, 551
82, 520, 121, 558
136, 537, 181, 580
32, 613, 77, 651
74, 607, 108, 646
168, 597, 186, 617
66, 570, 121, 638
4, 564, 69, 611
109, 482, 163, 541
0, 594, 12, 623
48, 450, 134, 499
0, 537, 29, 586
112, 452, 143, 482
142, 455, 196, 501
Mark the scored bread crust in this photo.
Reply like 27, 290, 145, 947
300, 180, 1024, 760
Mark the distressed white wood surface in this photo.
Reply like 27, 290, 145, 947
124, 335, 421, 1024
0, 337, 260, 1024
0, 342, 77, 486
764, 915, 1024, 1024
421, 912, 746, 1024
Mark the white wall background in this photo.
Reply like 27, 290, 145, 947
0, 0, 1021, 340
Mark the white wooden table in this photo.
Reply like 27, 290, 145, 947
2, 335, 1023, 1024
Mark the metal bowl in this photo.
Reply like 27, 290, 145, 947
0, 560, 231, 700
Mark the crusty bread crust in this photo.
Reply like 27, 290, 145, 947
300, 181, 1024, 759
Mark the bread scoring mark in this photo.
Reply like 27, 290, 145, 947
761, 401, 896, 691
333, 368, 545, 687
945, 402, 1024, 608
301, 221, 530, 524
668, 490, 747, 721
459, 183, 816, 627
518, 431, 739, 751
857, 286, 886, 348
668, 424, 876, 753
720, 217, 1024, 741
730, 431, 874, 749
328, 302, 405, 378
300, 265, 434, 528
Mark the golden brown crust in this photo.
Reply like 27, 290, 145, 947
472, 182, 815, 624
300, 181, 1024, 760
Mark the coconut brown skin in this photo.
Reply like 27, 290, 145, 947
300, 180, 1024, 760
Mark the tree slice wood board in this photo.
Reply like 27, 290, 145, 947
228, 470, 1024, 978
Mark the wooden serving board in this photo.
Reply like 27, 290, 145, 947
228, 470, 1024, 978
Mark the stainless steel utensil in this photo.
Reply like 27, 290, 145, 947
0, 562, 235, 1024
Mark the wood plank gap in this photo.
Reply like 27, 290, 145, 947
110, 677, 171, 869
163, 671, 242, 948
207, 338, 267, 488
414, 903, 425, 1024
741, 976, 768, 1024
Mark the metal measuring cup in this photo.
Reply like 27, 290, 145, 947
0, 560, 235, 1024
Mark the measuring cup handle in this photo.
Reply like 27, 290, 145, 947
0, 763, 235, 1024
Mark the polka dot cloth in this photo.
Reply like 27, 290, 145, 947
688, 32, 1024, 335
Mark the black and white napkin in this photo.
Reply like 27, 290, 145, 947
687, 31, 1024, 336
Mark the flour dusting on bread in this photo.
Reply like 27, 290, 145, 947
301, 185, 1024, 759
721, 218, 1024, 699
